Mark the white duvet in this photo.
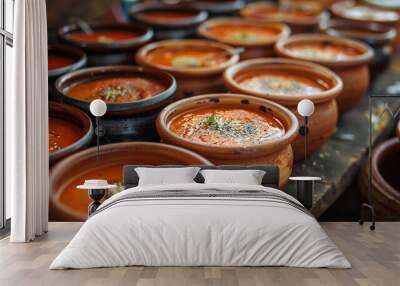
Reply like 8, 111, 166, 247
50, 183, 351, 269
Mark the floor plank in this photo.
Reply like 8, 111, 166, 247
0, 222, 398, 286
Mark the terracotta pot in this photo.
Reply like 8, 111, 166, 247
49, 102, 93, 165
58, 22, 153, 66
49, 142, 212, 221
157, 94, 299, 188
129, 3, 208, 40
198, 18, 290, 60
331, 0, 400, 50
359, 137, 400, 217
275, 34, 373, 114
224, 58, 342, 160
190, 0, 245, 17
240, 2, 329, 34
320, 19, 396, 76
136, 39, 239, 99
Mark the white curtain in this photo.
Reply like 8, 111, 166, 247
7, 0, 49, 242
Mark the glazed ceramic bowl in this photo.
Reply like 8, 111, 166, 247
136, 39, 239, 99
49, 102, 93, 165
198, 18, 290, 60
224, 58, 342, 160
331, 0, 400, 49
49, 142, 212, 221
320, 19, 396, 75
129, 3, 208, 40
55, 65, 176, 116
240, 2, 329, 34
190, 0, 245, 17
359, 137, 400, 217
58, 22, 153, 66
275, 34, 373, 114
157, 93, 299, 188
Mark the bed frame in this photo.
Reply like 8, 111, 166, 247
123, 165, 280, 189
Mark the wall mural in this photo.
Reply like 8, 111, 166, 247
46, 0, 400, 222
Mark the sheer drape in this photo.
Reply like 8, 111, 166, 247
8, 0, 49, 242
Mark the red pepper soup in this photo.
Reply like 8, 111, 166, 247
206, 23, 282, 42
145, 46, 230, 68
169, 107, 286, 146
285, 42, 362, 61
68, 31, 140, 44
49, 117, 85, 152
66, 76, 166, 103
235, 71, 330, 96
139, 11, 197, 22
48, 55, 76, 71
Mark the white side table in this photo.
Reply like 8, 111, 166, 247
77, 180, 116, 216
289, 177, 322, 210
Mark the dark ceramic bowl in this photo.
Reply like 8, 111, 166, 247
55, 65, 177, 116
58, 22, 153, 66
49, 102, 93, 165
190, 0, 245, 17
129, 3, 208, 40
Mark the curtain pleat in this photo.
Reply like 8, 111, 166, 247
9, 0, 49, 242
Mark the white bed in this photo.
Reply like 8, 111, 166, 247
50, 181, 350, 269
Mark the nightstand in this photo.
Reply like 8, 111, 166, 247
289, 177, 322, 210
77, 180, 116, 216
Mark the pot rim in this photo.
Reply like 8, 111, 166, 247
274, 33, 374, 67
49, 102, 94, 162
156, 93, 299, 155
136, 39, 240, 77
190, 0, 245, 14
58, 22, 154, 52
371, 137, 400, 200
129, 3, 208, 28
55, 65, 177, 114
49, 141, 213, 220
240, 2, 327, 26
48, 44, 87, 79
331, 0, 400, 24
198, 17, 291, 47
320, 19, 397, 44
223, 57, 343, 105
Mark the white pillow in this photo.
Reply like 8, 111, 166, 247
135, 167, 200, 186
200, 169, 266, 185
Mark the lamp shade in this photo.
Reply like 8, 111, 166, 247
90, 99, 107, 117
297, 99, 315, 117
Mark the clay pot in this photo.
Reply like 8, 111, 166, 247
157, 94, 299, 188
129, 3, 208, 40
49, 142, 212, 221
136, 39, 239, 99
359, 137, 400, 217
198, 18, 291, 60
320, 19, 396, 76
275, 34, 373, 114
58, 22, 153, 66
49, 102, 93, 165
331, 0, 400, 50
190, 0, 245, 17
224, 58, 342, 160
240, 2, 329, 34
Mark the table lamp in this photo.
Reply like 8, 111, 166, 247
297, 99, 315, 161
90, 99, 107, 162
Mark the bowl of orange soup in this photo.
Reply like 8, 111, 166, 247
129, 3, 208, 40
198, 18, 290, 60
55, 65, 176, 116
275, 34, 373, 113
49, 142, 212, 221
49, 102, 93, 165
240, 2, 328, 34
157, 94, 299, 187
224, 58, 343, 160
58, 22, 153, 66
136, 39, 239, 99
48, 45, 87, 82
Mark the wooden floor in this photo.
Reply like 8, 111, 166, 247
0, 222, 399, 286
